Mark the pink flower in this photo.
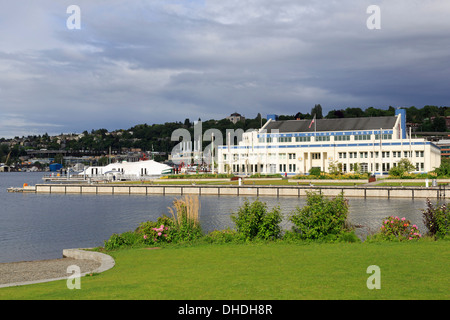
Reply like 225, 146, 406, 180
164, 234, 168, 237
143, 235, 147, 239
157, 232, 162, 236
395, 216, 399, 220
401, 217, 406, 221
412, 224, 417, 228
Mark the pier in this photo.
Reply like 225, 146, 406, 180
7, 183, 448, 199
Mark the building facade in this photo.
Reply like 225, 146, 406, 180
217, 109, 441, 176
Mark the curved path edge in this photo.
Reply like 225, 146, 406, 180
0, 249, 115, 289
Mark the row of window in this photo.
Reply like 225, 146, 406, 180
225, 150, 425, 161
339, 151, 424, 159
258, 134, 393, 143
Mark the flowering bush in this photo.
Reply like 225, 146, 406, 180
422, 199, 450, 239
379, 216, 421, 241
137, 215, 174, 244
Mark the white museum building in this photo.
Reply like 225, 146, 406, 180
217, 109, 441, 176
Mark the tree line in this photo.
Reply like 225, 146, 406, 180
1, 105, 448, 165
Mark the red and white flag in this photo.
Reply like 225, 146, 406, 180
309, 115, 316, 129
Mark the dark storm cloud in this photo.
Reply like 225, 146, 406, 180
0, 0, 449, 138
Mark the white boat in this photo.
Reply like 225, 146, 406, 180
80, 160, 173, 180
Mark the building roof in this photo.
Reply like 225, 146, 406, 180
263, 116, 398, 133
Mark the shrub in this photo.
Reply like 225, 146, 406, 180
231, 199, 282, 241
104, 231, 143, 250
378, 216, 421, 241
422, 199, 450, 239
308, 167, 321, 176
203, 228, 240, 244
289, 192, 349, 240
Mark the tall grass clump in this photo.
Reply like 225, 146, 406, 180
168, 195, 203, 242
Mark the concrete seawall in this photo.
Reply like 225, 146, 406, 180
27, 183, 448, 199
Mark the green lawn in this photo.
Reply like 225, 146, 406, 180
1, 241, 448, 300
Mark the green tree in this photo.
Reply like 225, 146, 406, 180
311, 104, 323, 119
389, 158, 415, 177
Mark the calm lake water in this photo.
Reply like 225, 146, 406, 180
0, 172, 429, 263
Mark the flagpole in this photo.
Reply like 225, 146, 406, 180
314, 114, 316, 136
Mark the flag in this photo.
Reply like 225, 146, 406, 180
309, 115, 316, 129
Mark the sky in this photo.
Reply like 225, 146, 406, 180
0, 0, 449, 138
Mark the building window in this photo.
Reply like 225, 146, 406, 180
312, 153, 321, 160
315, 136, 330, 142
335, 135, 351, 141
375, 134, 393, 140
354, 134, 371, 140
288, 153, 296, 159
295, 136, 311, 142
339, 152, 347, 159
278, 136, 292, 143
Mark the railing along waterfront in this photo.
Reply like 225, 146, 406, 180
23, 183, 447, 199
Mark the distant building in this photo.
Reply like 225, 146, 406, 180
435, 139, 450, 158
218, 109, 441, 176
227, 112, 245, 124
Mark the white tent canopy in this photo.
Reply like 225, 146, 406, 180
80, 160, 172, 179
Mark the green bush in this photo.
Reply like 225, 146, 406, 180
308, 167, 321, 176
422, 199, 450, 239
289, 192, 349, 240
231, 199, 282, 241
203, 228, 240, 244
104, 231, 144, 250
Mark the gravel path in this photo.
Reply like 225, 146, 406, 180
0, 258, 102, 286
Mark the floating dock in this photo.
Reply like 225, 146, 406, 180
7, 183, 448, 199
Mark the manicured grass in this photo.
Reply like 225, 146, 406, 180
1, 241, 448, 300
111, 179, 366, 186
377, 182, 450, 187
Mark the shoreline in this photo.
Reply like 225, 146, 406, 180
0, 249, 115, 288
